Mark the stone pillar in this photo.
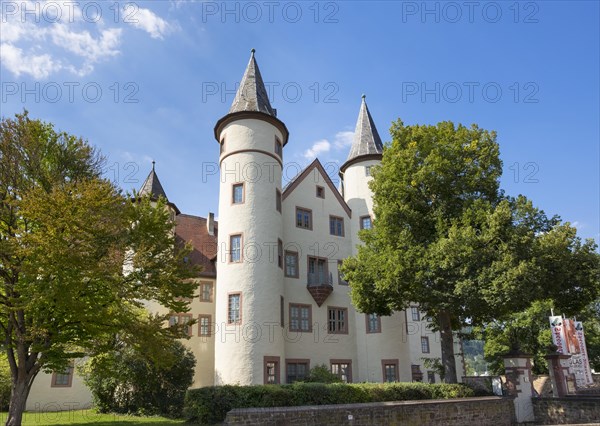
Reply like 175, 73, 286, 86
503, 354, 535, 423
545, 354, 575, 397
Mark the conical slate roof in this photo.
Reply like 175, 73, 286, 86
346, 95, 383, 161
139, 161, 168, 200
229, 49, 276, 117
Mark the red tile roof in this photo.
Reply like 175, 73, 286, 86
175, 214, 218, 277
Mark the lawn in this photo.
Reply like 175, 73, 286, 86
0, 410, 184, 425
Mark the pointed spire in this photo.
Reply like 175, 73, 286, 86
348, 95, 383, 160
139, 162, 168, 200
229, 49, 276, 116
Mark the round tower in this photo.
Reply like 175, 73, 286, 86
213, 50, 289, 385
340, 95, 383, 255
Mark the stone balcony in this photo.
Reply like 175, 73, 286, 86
307, 272, 333, 306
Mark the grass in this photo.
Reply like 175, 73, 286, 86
0, 410, 184, 425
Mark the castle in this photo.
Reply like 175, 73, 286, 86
27, 51, 464, 410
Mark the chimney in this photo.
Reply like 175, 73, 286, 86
207, 212, 215, 236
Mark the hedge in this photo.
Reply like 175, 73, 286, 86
183, 382, 475, 424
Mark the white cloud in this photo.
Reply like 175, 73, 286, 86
0, 43, 61, 79
303, 139, 331, 160
126, 7, 171, 39
334, 131, 354, 149
50, 24, 122, 62
570, 221, 585, 230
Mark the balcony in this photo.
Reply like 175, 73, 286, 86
307, 272, 333, 307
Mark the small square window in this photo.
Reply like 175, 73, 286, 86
228, 293, 241, 324
264, 356, 280, 384
366, 313, 381, 333
51, 365, 74, 387
275, 137, 282, 157
411, 306, 420, 321
327, 307, 348, 334
329, 216, 344, 237
169, 313, 192, 336
296, 207, 312, 230
285, 251, 299, 278
427, 371, 436, 383
421, 336, 430, 353
365, 166, 372, 176
382, 360, 399, 383
316, 186, 325, 198
360, 216, 372, 230
337, 260, 348, 285
286, 360, 309, 383
331, 360, 352, 383
232, 183, 244, 204
199, 282, 213, 302
278, 239, 283, 269
276, 189, 282, 213
198, 314, 211, 336
289, 303, 312, 332
230, 234, 242, 263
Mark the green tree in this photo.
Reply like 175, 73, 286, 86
0, 112, 196, 425
341, 120, 599, 383
82, 340, 195, 417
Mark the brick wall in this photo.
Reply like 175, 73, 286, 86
533, 397, 600, 424
225, 396, 514, 425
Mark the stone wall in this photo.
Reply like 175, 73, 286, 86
225, 396, 514, 425
533, 397, 600, 424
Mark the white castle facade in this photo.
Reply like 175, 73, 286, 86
27, 51, 464, 410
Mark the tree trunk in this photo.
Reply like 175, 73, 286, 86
6, 375, 33, 426
438, 310, 458, 383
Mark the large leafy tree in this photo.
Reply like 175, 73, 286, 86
0, 112, 196, 426
342, 120, 599, 383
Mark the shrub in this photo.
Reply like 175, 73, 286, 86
82, 340, 195, 418
184, 382, 474, 424
303, 364, 342, 383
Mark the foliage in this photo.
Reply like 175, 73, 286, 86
0, 111, 197, 425
477, 299, 600, 375
183, 382, 474, 424
341, 119, 600, 382
302, 364, 342, 383
82, 340, 195, 418
462, 339, 490, 376
0, 355, 10, 411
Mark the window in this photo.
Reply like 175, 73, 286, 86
278, 239, 283, 269
296, 207, 312, 230
230, 234, 242, 263
285, 251, 299, 278
327, 307, 348, 334
411, 364, 423, 382
316, 185, 325, 198
337, 260, 348, 285
276, 189, 282, 213
286, 360, 309, 383
198, 314, 211, 336
51, 364, 74, 387
329, 216, 344, 237
232, 183, 244, 204
220, 137, 225, 155
275, 137, 282, 157
264, 356, 280, 384
199, 281, 213, 302
280, 296, 284, 327
366, 313, 381, 333
365, 165, 372, 176
289, 303, 312, 332
427, 371, 436, 384
228, 293, 241, 324
169, 313, 192, 336
308, 256, 328, 285
360, 215, 372, 230
411, 306, 420, 321
421, 336, 430, 353
331, 360, 352, 383
382, 360, 399, 383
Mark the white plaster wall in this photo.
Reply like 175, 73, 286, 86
281, 166, 355, 378
26, 359, 92, 412
214, 119, 285, 385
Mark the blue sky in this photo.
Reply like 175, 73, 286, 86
1, 1, 599, 242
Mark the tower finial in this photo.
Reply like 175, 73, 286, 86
152, 160, 156, 170
361, 94, 366, 100
251, 48, 255, 56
